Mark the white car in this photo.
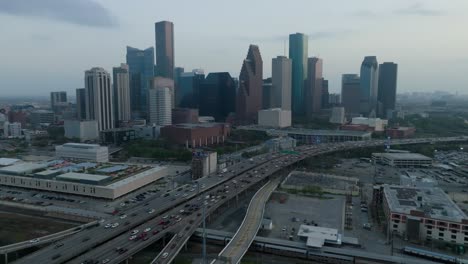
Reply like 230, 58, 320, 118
162, 215, 169, 219
144, 227, 151, 232
119, 214, 127, 219
104, 224, 112, 229
131, 229, 139, 235
129, 235, 137, 241
102, 259, 110, 264
111, 223, 119, 228
162, 252, 169, 258
148, 209, 155, 214
29, 238, 40, 243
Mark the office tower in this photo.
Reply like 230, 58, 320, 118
50, 91, 67, 110
329, 93, 341, 106
289, 33, 308, 116
360, 56, 379, 115
305, 57, 323, 117
262, 78, 272, 109
155, 21, 175, 79
152, 77, 175, 110
321, 79, 329, 109
126, 46, 155, 118
148, 86, 172, 126
76, 88, 86, 120
112, 63, 131, 126
378, 62, 398, 118
271, 56, 292, 110
341, 74, 361, 116
174, 67, 184, 84
236, 45, 263, 124
177, 71, 205, 108
200, 72, 236, 122
84, 67, 114, 131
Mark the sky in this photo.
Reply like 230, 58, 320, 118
0, 0, 467, 97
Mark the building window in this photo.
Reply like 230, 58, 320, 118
427, 225, 433, 229
464, 237, 468, 241
452, 235, 457, 239
427, 230, 432, 235
440, 228, 446, 232
439, 233, 444, 237
452, 230, 457, 234
393, 224, 398, 228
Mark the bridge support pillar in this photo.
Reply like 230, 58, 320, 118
4, 253, 8, 264
125, 259, 129, 264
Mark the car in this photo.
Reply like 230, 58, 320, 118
104, 223, 111, 229
98, 219, 105, 223
111, 223, 119, 228
176, 218, 182, 222
162, 215, 169, 219
120, 214, 127, 219
54, 242, 64, 248
29, 238, 40, 243
144, 227, 151, 232
131, 229, 139, 235
129, 235, 137, 241
153, 230, 160, 235
162, 252, 169, 259
148, 209, 155, 214
101, 259, 110, 264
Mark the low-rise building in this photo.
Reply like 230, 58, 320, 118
351, 117, 388, 132
160, 123, 230, 148
172, 108, 199, 124
329, 107, 346, 125
372, 152, 432, 167
258, 108, 291, 128
297, 224, 342, 248
30, 110, 54, 128
64, 120, 99, 142
386, 127, 416, 139
191, 151, 217, 179
3, 122, 22, 138
382, 185, 468, 245
55, 143, 109, 162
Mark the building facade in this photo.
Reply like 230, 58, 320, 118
191, 151, 217, 179
236, 45, 263, 124
50, 91, 67, 111
258, 108, 292, 128
200, 72, 236, 122
126, 46, 155, 118
160, 123, 230, 148
262, 78, 272, 109
76, 88, 86, 120
148, 86, 172, 126
289, 33, 308, 116
64, 120, 99, 142
271, 56, 292, 110
321, 79, 329, 109
172, 108, 199, 124
177, 71, 205, 108
30, 110, 54, 128
155, 21, 174, 79
378, 62, 398, 118
55, 143, 109, 162
112, 63, 131, 126
341, 74, 361, 116
3, 122, 22, 138
306, 57, 323, 116
360, 56, 379, 116
84, 67, 114, 131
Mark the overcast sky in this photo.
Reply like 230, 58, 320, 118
0, 0, 467, 97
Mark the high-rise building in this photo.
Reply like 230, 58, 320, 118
50, 91, 67, 110
329, 93, 341, 106
321, 79, 329, 109
126, 46, 154, 118
199, 72, 236, 122
84, 67, 114, 131
289, 33, 308, 116
155, 21, 174, 79
76, 88, 86, 120
112, 63, 131, 126
174, 67, 184, 85
152, 77, 175, 110
236, 45, 263, 124
305, 57, 323, 116
341, 74, 361, 116
271, 56, 292, 110
148, 86, 172, 126
378, 62, 398, 118
360, 56, 379, 115
177, 71, 205, 108
262, 78, 272, 109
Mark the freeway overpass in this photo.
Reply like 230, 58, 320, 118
8, 136, 468, 264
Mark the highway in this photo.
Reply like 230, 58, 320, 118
212, 178, 279, 264
9, 136, 468, 264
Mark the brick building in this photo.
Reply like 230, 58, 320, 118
160, 123, 230, 148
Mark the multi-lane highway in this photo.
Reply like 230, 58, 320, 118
10, 136, 468, 264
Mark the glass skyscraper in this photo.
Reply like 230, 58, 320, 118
289, 33, 308, 116
378, 62, 398, 118
126, 46, 155, 119
359, 56, 379, 116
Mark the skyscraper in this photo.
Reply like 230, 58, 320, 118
84, 67, 114, 131
155, 21, 175, 79
289, 33, 308, 116
76, 88, 86, 120
153, 77, 175, 110
341, 74, 361, 116
305, 57, 323, 117
177, 71, 205, 108
360, 56, 379, 115
271, 56, 292, 110
126, 46, 154, 118
148, 86, 172, 126
200, 72, 236, 122
378, 62, 398, 118
236, 45, 263, 124
50, 91, 67, 110
321, 79, 329, 109
112, 63, 131, 126
262, 78, 272, 109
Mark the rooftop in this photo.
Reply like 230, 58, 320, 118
238, 125, 372, 137
0, 163, 47, 174
380, 153, 432, 161
56, 172, 110, 182
60, 143, 103, 149
297, 225, 341, 248
0, 158, 19, 166
169, 123, 228, 129
383, 185, 467, 222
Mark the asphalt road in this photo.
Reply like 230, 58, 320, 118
10, 136, 468, 264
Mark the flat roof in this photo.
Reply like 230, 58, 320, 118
0, 158, 19, 166
238, 125, 372, 137
60, 143, 103, 149
380, 153, 432, 161
0, 163, 47, 174
106, 166, 166, 189
56, 172, 110, 182
383, 185, 467, 222
297, 225, 340, 248
170, 123, 227, 129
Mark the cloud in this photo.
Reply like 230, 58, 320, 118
0, 0, 117, 27
308, 30, 353, 40
394, 3, 444, 16
351, 10, 377, 18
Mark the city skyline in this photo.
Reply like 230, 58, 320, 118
0, 0, 468, 96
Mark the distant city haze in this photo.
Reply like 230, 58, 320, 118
0, 0, 467, 96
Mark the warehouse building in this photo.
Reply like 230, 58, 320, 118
382, 185, 468, 245
372, 152, 432, 167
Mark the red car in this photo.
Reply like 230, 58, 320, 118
153, 230, 160, 235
